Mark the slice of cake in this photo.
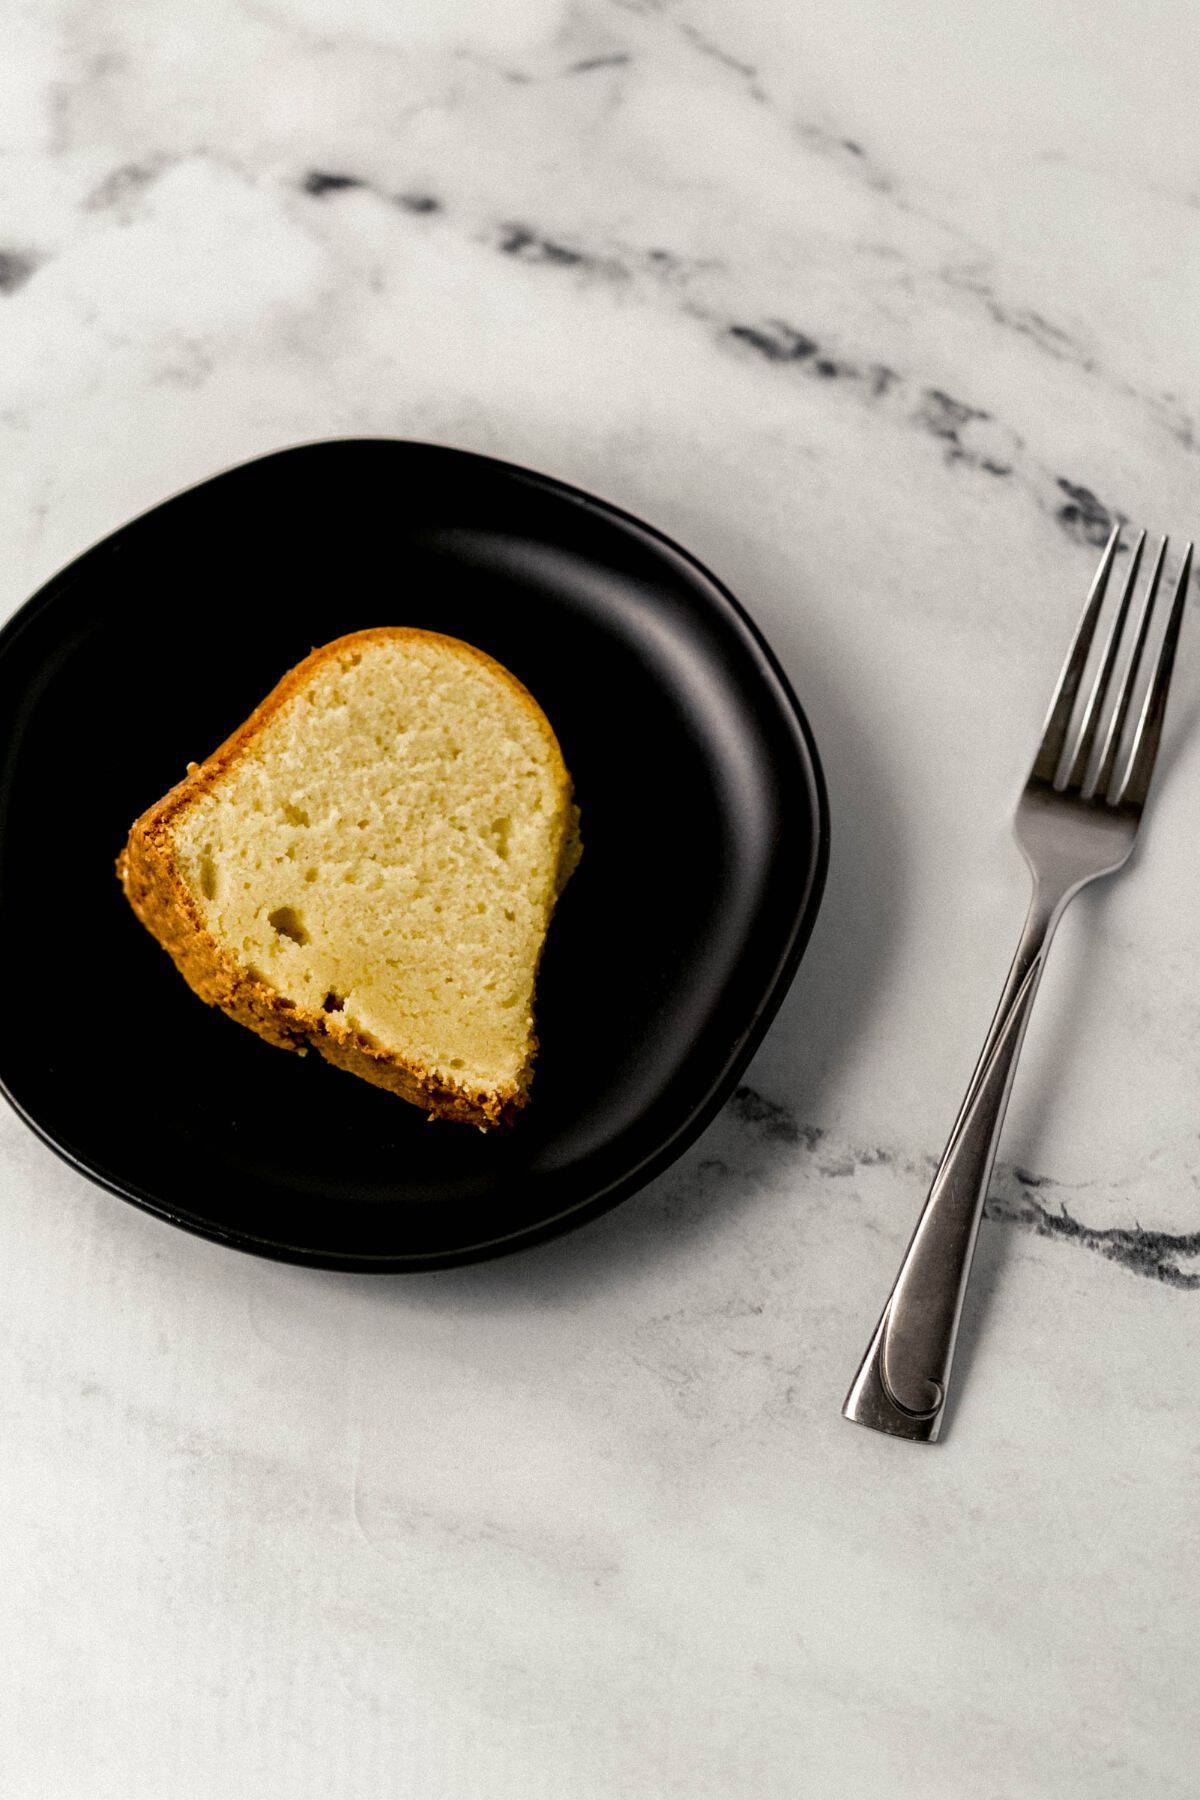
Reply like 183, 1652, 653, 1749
118, 628, 580, 1128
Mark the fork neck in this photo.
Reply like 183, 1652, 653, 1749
1025, 873, 1074, 938
999, 875, 1074, 1018
947, 877, 1067, 1152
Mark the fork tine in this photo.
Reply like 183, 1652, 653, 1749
1092, 535, 1166, 800
1070, 529, 1146, 794
1113, 540, 1193, 808
1031, 523, 1120, 784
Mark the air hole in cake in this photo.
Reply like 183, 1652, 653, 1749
282, 801, 310, 828
268, 905, 309, 945
199, 853, 217, 900
322, 990, 345, 1013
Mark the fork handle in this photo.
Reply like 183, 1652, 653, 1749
843, 882, 1067, 1441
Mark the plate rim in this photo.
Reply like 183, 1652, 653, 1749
0, 437, 830, 1270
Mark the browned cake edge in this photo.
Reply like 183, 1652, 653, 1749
116, 626, 581, 1131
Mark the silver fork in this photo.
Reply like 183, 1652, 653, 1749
844, 524, 1193, 1442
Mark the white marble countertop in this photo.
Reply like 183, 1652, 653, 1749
3, 3, 1199, 1794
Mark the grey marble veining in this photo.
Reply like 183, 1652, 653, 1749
2, 3, 1200, 1795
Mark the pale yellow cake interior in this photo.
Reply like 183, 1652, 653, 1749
169, 634, 578, 1099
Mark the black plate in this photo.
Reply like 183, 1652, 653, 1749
0, 441, 827, 1268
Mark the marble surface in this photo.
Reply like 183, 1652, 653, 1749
3, 2, 1200, 1794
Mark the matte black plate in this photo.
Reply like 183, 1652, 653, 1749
0, 441, 828, 1268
